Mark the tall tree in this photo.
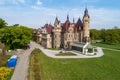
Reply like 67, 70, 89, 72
0, 26, 33, 50
90, 29, 101, 40
0, 18, 7, 28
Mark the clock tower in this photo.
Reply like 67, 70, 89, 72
83, 8, 90, 42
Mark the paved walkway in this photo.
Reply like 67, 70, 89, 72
11, 41, 104, 80
32, 41, 104, 58
11, 42, 35, 80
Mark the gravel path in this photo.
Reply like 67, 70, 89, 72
11, 42, 35, 80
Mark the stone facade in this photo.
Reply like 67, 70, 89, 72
33, 8, 90, 49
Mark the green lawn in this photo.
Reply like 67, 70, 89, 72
55, 52, 77, 56
92, 43, 120, 50
29, 49, 120, 80
47, 48, 60, 50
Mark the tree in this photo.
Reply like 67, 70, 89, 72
90, 29, 101, 40
13, 24, 20, 26
90, 28, 120, 44
104, 29, 120, 44
100, 29, 106, 42
0, 26, 33, 50
0, 18, 7, 28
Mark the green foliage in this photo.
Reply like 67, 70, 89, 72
56, 52, 77, 56
29, 49, 120, 80
0, 18, 7, 28
0, 55, 13, 80
104, 29, 120, 44
90, 29, 101, 40
0, 26, 33, 50
90, 28, 120, 44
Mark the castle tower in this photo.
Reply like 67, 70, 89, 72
83, 8, 90, 42
54, 16, 59, 26
53, 17, 61, 48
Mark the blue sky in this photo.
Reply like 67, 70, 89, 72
0, 0, 120, 29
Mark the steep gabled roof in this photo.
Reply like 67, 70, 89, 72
75, 18, 83, 31
44, 24, 53, 34
62, 15, 70, 32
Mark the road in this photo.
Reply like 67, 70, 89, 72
11, 42, 35, 80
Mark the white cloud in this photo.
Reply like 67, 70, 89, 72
36, 0, 42, 5
0, 2, 120, 29
29, 6, 120, 29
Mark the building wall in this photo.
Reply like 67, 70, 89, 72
46, 34, 52, 48
41, 34, 52, 48
34, 8, 90, 49
53, 21, 61, 48
83, 16, 90, 42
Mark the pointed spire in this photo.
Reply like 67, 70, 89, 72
84, 7, 89, 17
54, 16, 59, 25
73, 17, 75, 23
67, 14, 69, 21
55, 16, 58, 22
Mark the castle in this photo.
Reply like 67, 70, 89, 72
33, 8, 90, 49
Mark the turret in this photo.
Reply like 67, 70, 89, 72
54, 16, 59, 26
83, 7, 90, 42
53, 17, 61, 48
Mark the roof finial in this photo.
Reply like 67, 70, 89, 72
84, 3, 89, 17
85, 1, 87, 9
73, 17, 75, 23
55, 15, 58, 21
67, 12, 69, 20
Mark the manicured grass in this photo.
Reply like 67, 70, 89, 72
29, 49, 120, 80
55, 52, 77, 56
47, 48, 60, 50
92, 43, 120, 50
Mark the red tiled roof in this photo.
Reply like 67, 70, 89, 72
44, 24, 53, 34
75, 18, 83, 31
62, 20, 70, 32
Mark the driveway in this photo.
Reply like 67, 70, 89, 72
11, 42, 35, 80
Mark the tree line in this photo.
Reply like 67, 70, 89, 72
0, 18, 33, 50
90, 28, 120, 44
